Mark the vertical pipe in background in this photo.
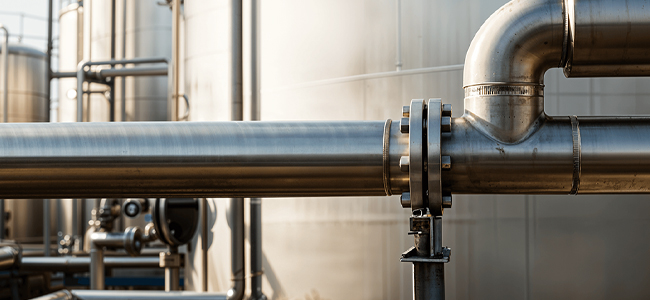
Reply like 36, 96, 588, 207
228, 1, 245, 299
44, 200, 51, 256
89, 241, 104, 290
109, 0, 116, 122
169, 0, 181, 121
165, 246, 180, 291
0, 25, 8, 240
1, 26, 9, 123
395, 0, 402, 71
120, 0, 127, 122
249, 1, 265, 299
45, 0, 54, 256
201, 198, 208, 292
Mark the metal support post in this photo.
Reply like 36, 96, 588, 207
401, 210, 450, 300
161, 246, 181, 291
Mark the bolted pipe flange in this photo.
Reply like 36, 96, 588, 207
408, 100, 426, 210
427, 99, 443, 216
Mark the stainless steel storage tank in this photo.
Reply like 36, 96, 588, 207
185, 0, 650, 299
58, 0, 171, 122
0, 43, 50, 243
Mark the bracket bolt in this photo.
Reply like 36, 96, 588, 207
399, 156, 410, 172
441, 156, 451, 170
402, 105, 410, 117
442, 103, 452, 117
400, 192, 411, 208
442, 194, 452, 209
441, 116, 451, 132
400, 117, 410, 133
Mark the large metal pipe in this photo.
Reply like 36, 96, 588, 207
444, 116, 650, 195
0, 120, 407, 198
70, 290, 227, 300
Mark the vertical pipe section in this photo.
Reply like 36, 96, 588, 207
249, 1, 265, 299
1, 26, 9, 123
169, 0, 181, 121
109, 0, 116, 122
395, 0, 402, 71
121, 0, 127, 122
228, 1, 245, 300
44, 200, 50, 256
165, 246, 180, 291
413, 263, 445, 300
0, 25, 7, 240
89, 239, 105, 290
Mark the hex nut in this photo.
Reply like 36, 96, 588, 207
400, 117, 410, 133
402, 105, 410, 117
399, 156, 410, 172
400, 192, 411, 208
442, 103, 452, 117
441, 116, 451, 132
442, 195, 452, 209
441, 156, 451, 170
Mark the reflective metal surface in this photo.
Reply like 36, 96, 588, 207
19, 256, 161, 272
0, 44, 49, 122
0, 121, 408, 198
566, 0, 650, 77
71, 290, 227, 300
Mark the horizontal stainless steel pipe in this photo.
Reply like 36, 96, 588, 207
19, 256, 161, 272
443, 116, 650, 194
91, 66, 168, 80
0, 121, 408, 198
30, 290, 72, 300
71, 291, 227, 300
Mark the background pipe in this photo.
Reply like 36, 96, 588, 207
70, 290, 227, 300
30, 290, 73, 300
228, 0, 245, 297
0, 24, 8, 241
18, 256, 161, 272
168, 0, 181, 121
249, 0, 265, 299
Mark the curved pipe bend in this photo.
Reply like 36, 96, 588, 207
462, 0, 650, 143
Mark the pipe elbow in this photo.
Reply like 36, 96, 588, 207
463, 0, 566, 88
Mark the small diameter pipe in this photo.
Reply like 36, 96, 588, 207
0, 25, 8, 241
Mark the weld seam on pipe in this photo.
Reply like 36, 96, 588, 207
570, 115, 581, 195
383, 119, 393, 196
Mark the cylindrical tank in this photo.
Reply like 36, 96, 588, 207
0, 43, 50, 243
58, 0, 171, 122
184, 0, 650, 299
